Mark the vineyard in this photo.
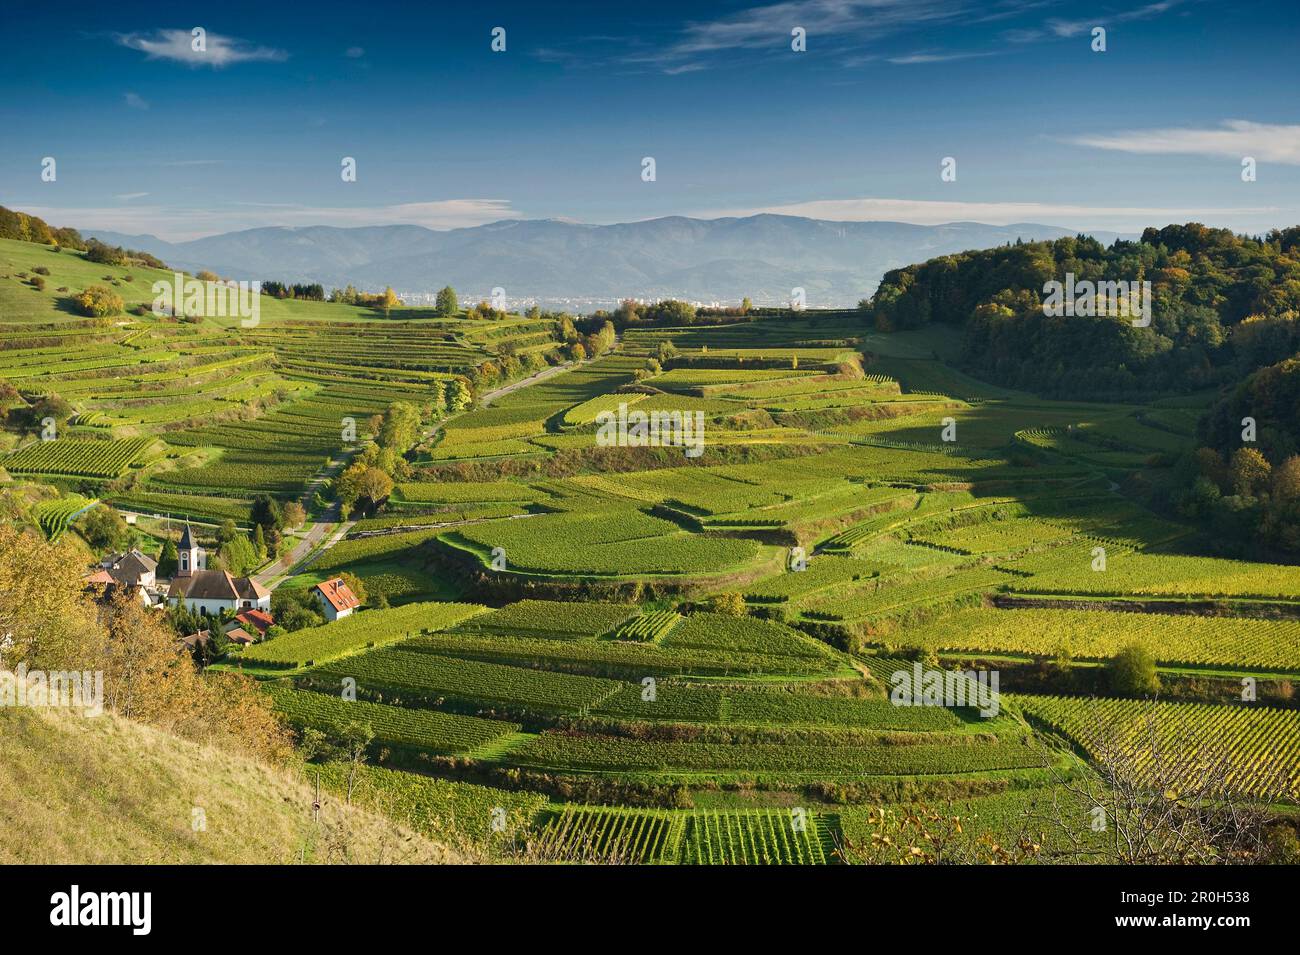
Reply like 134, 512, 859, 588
8, 237, 1299, 866
1017, 696, 1300, 800
3, 437, 153, 478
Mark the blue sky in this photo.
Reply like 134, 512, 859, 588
1, 0, 1297, 239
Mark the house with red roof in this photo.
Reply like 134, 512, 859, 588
312, 577, 361, 622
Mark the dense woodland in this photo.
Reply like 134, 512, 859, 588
865, 224, 1300, 556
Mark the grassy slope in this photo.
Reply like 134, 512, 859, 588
0, 676, 468, 864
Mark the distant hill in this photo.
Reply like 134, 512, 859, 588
84, 215, 1130, 308
0, 673, 466, 864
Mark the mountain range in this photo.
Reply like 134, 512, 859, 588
85, 215, 1130, 308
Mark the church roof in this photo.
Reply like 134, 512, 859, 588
168, 569, 268, 602
178, 524, 195, 552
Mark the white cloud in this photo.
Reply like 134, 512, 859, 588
693, 196, 1278, 231
114, 193, 150, 201
123, 92, 149, 110
345, 47, 365, 58
1066, 120, 1300, 165
16, 199, 522, 242
631, 0, 999, 72
1048, 0, 1186, 38
887, 49, 996, 64
116, 29, 288, 68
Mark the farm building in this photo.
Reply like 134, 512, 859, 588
312, 577, 361, 621
166, 525, 269, 616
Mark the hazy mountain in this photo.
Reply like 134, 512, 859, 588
85, 215, 1131, 308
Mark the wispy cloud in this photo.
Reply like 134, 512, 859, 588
115, 29, 288, 68
887, 49, 997, 64
345, 46, 365, 58
694, 196, 1276, 231
626, 0, 1005, 72
1065, 120, 1300, 164
114, 193, 150, 201
123, 91, 149, 110
16, 199, 522, 242
1047, 0, 1186, 38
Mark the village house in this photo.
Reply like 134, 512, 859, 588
312, 577, 361, 621
101, 549, 157, 589
229, 608, 274, 637
166, 525, 270, 616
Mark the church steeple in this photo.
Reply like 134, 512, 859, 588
177, 524, 204, 577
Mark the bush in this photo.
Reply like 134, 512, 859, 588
29, 276, 45, 291
32, 266, 50, 276
74, 285, 124, 318
1107, 644, 1160, 697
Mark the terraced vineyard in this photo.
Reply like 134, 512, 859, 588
3, 437, 154, 478
9, 237, 1298, 866
1017, 696, 1300, 800
682, 810, 837, 865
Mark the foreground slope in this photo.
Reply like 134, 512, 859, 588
0, 676, 467, 864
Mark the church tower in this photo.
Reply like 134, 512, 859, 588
177, 524, 205, 576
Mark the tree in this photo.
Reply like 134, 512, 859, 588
156, 537, 178, 578
74, 285, 124, 318
1107, 644, 1160, 697
355, 467, 393, 506
1229, 447, 1272, 497
708, 593, 746, 616
73, 504, 128, 552
339, 571, 368, 607
271, 588, 324, 631
217, 534, 258, 576
435, 285, 459, 317
1272, 455, 1300, 502
447, 378, 472, 412
282, 501, 306, 529
251, 495, 283, 536
567, 341, 587, 362
378, 286, 401, 318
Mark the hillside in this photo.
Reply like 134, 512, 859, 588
0, 674, 467, 864
81, 215, 1129, 307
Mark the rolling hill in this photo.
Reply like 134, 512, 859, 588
84, 215, 1129, 307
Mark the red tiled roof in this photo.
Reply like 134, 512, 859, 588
236, 608, 274, 632
314, 577, 361, 613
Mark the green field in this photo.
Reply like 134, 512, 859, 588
10, 237, 1299, 865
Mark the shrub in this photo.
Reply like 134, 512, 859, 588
74, 285, 124, 318
1107, 644, 1160, 697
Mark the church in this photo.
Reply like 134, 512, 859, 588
166, 525, 271, 616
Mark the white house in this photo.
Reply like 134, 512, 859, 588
312, 577, 361, 622
166, 525, 270, 616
